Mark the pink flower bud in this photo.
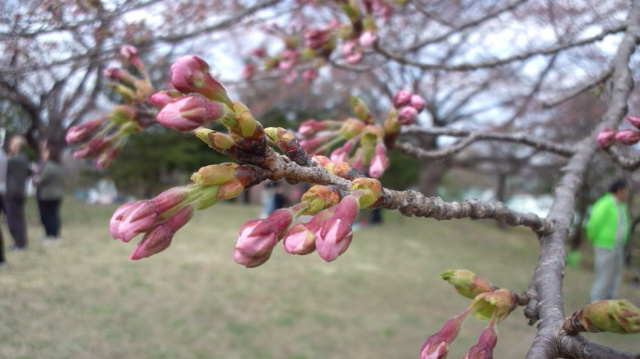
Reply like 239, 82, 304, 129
283, 223, 317, 255
315, 217, 353, 262
170, 55, 231, 105
299, 119, 325, 137
595, 129, 616, 148
72, 136, 110, 159
463, 320, 498, 359
150, 90, 182, 109
397, 106, 418, 125
109, 202, 136, 240
330, 138, 356, 162
120, 45, 145, 71
392, 90, 411, 108
151, 186, 194, 213
358, 30, 377, 48
156, 95, 226, 131
410, 94, 425, 112
420, 309, 470, 359
110, 201, 158, 242
65, 117, 105, 144
614, 129, 640, 145
315, 195, 359, 262
368, 143, 389, 178
625, 115, 640, 129
234, 209, 294, 267
129, 205, 194, 260
120, 45, 138, 60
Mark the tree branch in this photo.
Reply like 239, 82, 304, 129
400, 126, 575, 158
525, 1, 640, 357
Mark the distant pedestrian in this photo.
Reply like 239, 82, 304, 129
34, 146, 65, 245
0, 144, 7, 266
5, 135, 31, 251
586, 179, 630, 302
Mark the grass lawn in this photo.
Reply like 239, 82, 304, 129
1, 197, 639, 359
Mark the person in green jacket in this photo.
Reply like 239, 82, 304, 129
585, 179, 630, 303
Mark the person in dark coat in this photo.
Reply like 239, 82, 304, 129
34, 146, 65, 245
5, 135, 31, 251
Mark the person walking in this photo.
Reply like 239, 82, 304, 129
34, 146, 65, 245
0, 144, 7, 266
586, 179, 630, 302
5, 135, 31, 251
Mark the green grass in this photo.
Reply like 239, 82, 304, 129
1, 197, 639, 359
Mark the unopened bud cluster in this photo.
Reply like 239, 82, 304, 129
419, 270, 514, 359
66, 46, 154, 168
110, 163, 256, 260
596, 116, 640, 148
242, 1, 395, 83
233, 177, 383, 267
153, 56, 269, 159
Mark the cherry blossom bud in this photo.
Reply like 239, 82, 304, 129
324, 161, 360, 180
350, 178, 383, 209
441, 269, 496, 299
120, 45, 140, 64
103, 68, 137, 85
129, 205, 195, 260
392, 90, 412, 108
350, 96, 372, 123
150, 90, 182, 109
72, 136, 110, 159
564, 299, 640, 334
368, 143, 389, 178
156, 95, 227, 131
192, 163, 239, 186
301, 185, 341, 214
330, 138, 356, 162
298, 119, 340, 137
339, 118, 366, 138
283, 209, 334, 255
265, 127, 310, 165
234, 209, 295, 267
151, 186, 195, 213
282, 223, 317, 255
312, 155, 331, 166
170, 55, 232, 105
110, 201, 158, 243
625, 115, 640, 129
464, 318, 498, 359
195, 128, 236, 151
65, 117, 106, 144
410, 94, 426, 112
359, 30, 377, 48
315, 195, 359, 262
470, 288, 516, 323
420, 308, 471, 359
397, 106, 418, 125
596, 128, 616, 148
109, 202, 136, 241
614, 129, 640, 145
